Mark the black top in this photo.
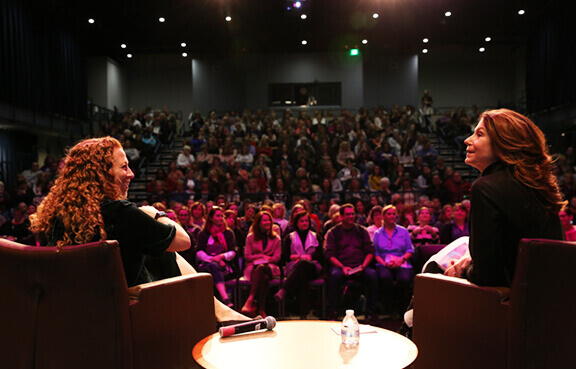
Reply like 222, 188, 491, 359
466, 161, 564, 287
45, 199, 178, 287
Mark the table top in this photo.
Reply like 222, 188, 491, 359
192, 320, 418, 369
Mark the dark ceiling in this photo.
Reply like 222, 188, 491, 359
39, 0, 553, 59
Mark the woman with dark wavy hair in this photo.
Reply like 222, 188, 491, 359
31, 136, 248, 322
445, 109, 565, 286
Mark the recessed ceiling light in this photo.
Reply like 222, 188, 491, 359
301, 14, 307, 20
479, 47, 486, 52
485, 37, 491, 42
182, 52, 188, 57
181, 43, 186, 47
88, 18, 95, 24
362, 39, 368, 45
121, 44, 127, 49
301, 40, 308, 45
372, 13, 379, 19
518, 9, 526, 15
445, 11, 452, 17
225, 16, 232, 22
127, 54, 133, 58
422, 49, 428, 54
423, 38, 429, 43
159, 17, 165, 23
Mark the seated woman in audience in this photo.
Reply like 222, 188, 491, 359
225, 208, 246, 256
366, 205, 383, 241
398, 204, 417, 228
272, 202, 289, 234
373, 205, 415, 318
196, 206, 237, 308
408, 206, 439, 245
274, 210, 323, 319
190, 201, 207, 229
368, 164, 384, 192
433, 204, 453, 229
559, 208, 576, 241
30, 136, 248, 323
440, 203, 469, 244
241, 210, 281, 318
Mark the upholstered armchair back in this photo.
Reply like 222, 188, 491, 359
0, 239, 133, 369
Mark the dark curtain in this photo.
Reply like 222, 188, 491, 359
1, 0, 87, 121
526, 2, 575, 114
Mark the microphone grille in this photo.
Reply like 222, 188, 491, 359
264, 316, 276, 330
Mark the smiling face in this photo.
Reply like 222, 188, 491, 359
211, 209, 224, 227
464, 119, 498, 173
259, 213, 272, 232
383, 207, 397, 227
112, 148, 134, 199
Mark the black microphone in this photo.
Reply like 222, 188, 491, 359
219, 316, 276, 338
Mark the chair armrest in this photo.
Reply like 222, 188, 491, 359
413, 273, 509, 369
129, 273, 217, 369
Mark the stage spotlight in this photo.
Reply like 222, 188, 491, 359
88, 18, 95, 24
121, 44, 127, 49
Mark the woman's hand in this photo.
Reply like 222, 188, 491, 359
444, 255, 472, 277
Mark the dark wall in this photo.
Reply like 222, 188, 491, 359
0, 0, 87, 121
526, 1, 575, 114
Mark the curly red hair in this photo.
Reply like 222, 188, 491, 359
30, 137, 124, 247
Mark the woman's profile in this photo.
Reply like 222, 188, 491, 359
30, 136, 248, 322
445, 108, 565, 286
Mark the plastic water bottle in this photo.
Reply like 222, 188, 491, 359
341, 309, 360, 348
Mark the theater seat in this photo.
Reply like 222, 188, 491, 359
412, 238, 576, 369
0, 238, 216, 369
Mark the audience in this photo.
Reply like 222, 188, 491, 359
6, 104, 574, 324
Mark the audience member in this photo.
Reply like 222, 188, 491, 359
373, 205, 414, 319
324, 204, 380, 323
439, 203, 469, 244
241, 210, 282, 318
274, 211, 323, 319
196, 206, 237, 307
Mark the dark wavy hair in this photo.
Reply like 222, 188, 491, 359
481, 109, 565, 212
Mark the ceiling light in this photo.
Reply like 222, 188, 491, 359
423, 38, 429, 43
121, 44, 127, 49
301, 14, 307, 20
479, 47, 486, 52
372, 13, 379, 19
301, 40, 308, 45
422, 49, 428, 54
445, 11, 452, 17
127, 54, 133, 58
362, 39, 368, 45
294, 1, 301, 8
181, 43, 187, 47
88, 18, 95, 24
182, 52, 188, 57
485, 37, 491, 42
225, 16, 232, 22
159, 17, 166, 23
518, 9, 526, 15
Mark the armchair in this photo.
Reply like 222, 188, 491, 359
413, 238, 576, 369
0, 238, 216, 369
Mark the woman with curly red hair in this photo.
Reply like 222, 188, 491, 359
31, 136, 248, 322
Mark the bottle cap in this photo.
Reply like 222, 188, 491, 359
345, 309, 354, 315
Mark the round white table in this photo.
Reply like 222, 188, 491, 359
193, 320, 418, 369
